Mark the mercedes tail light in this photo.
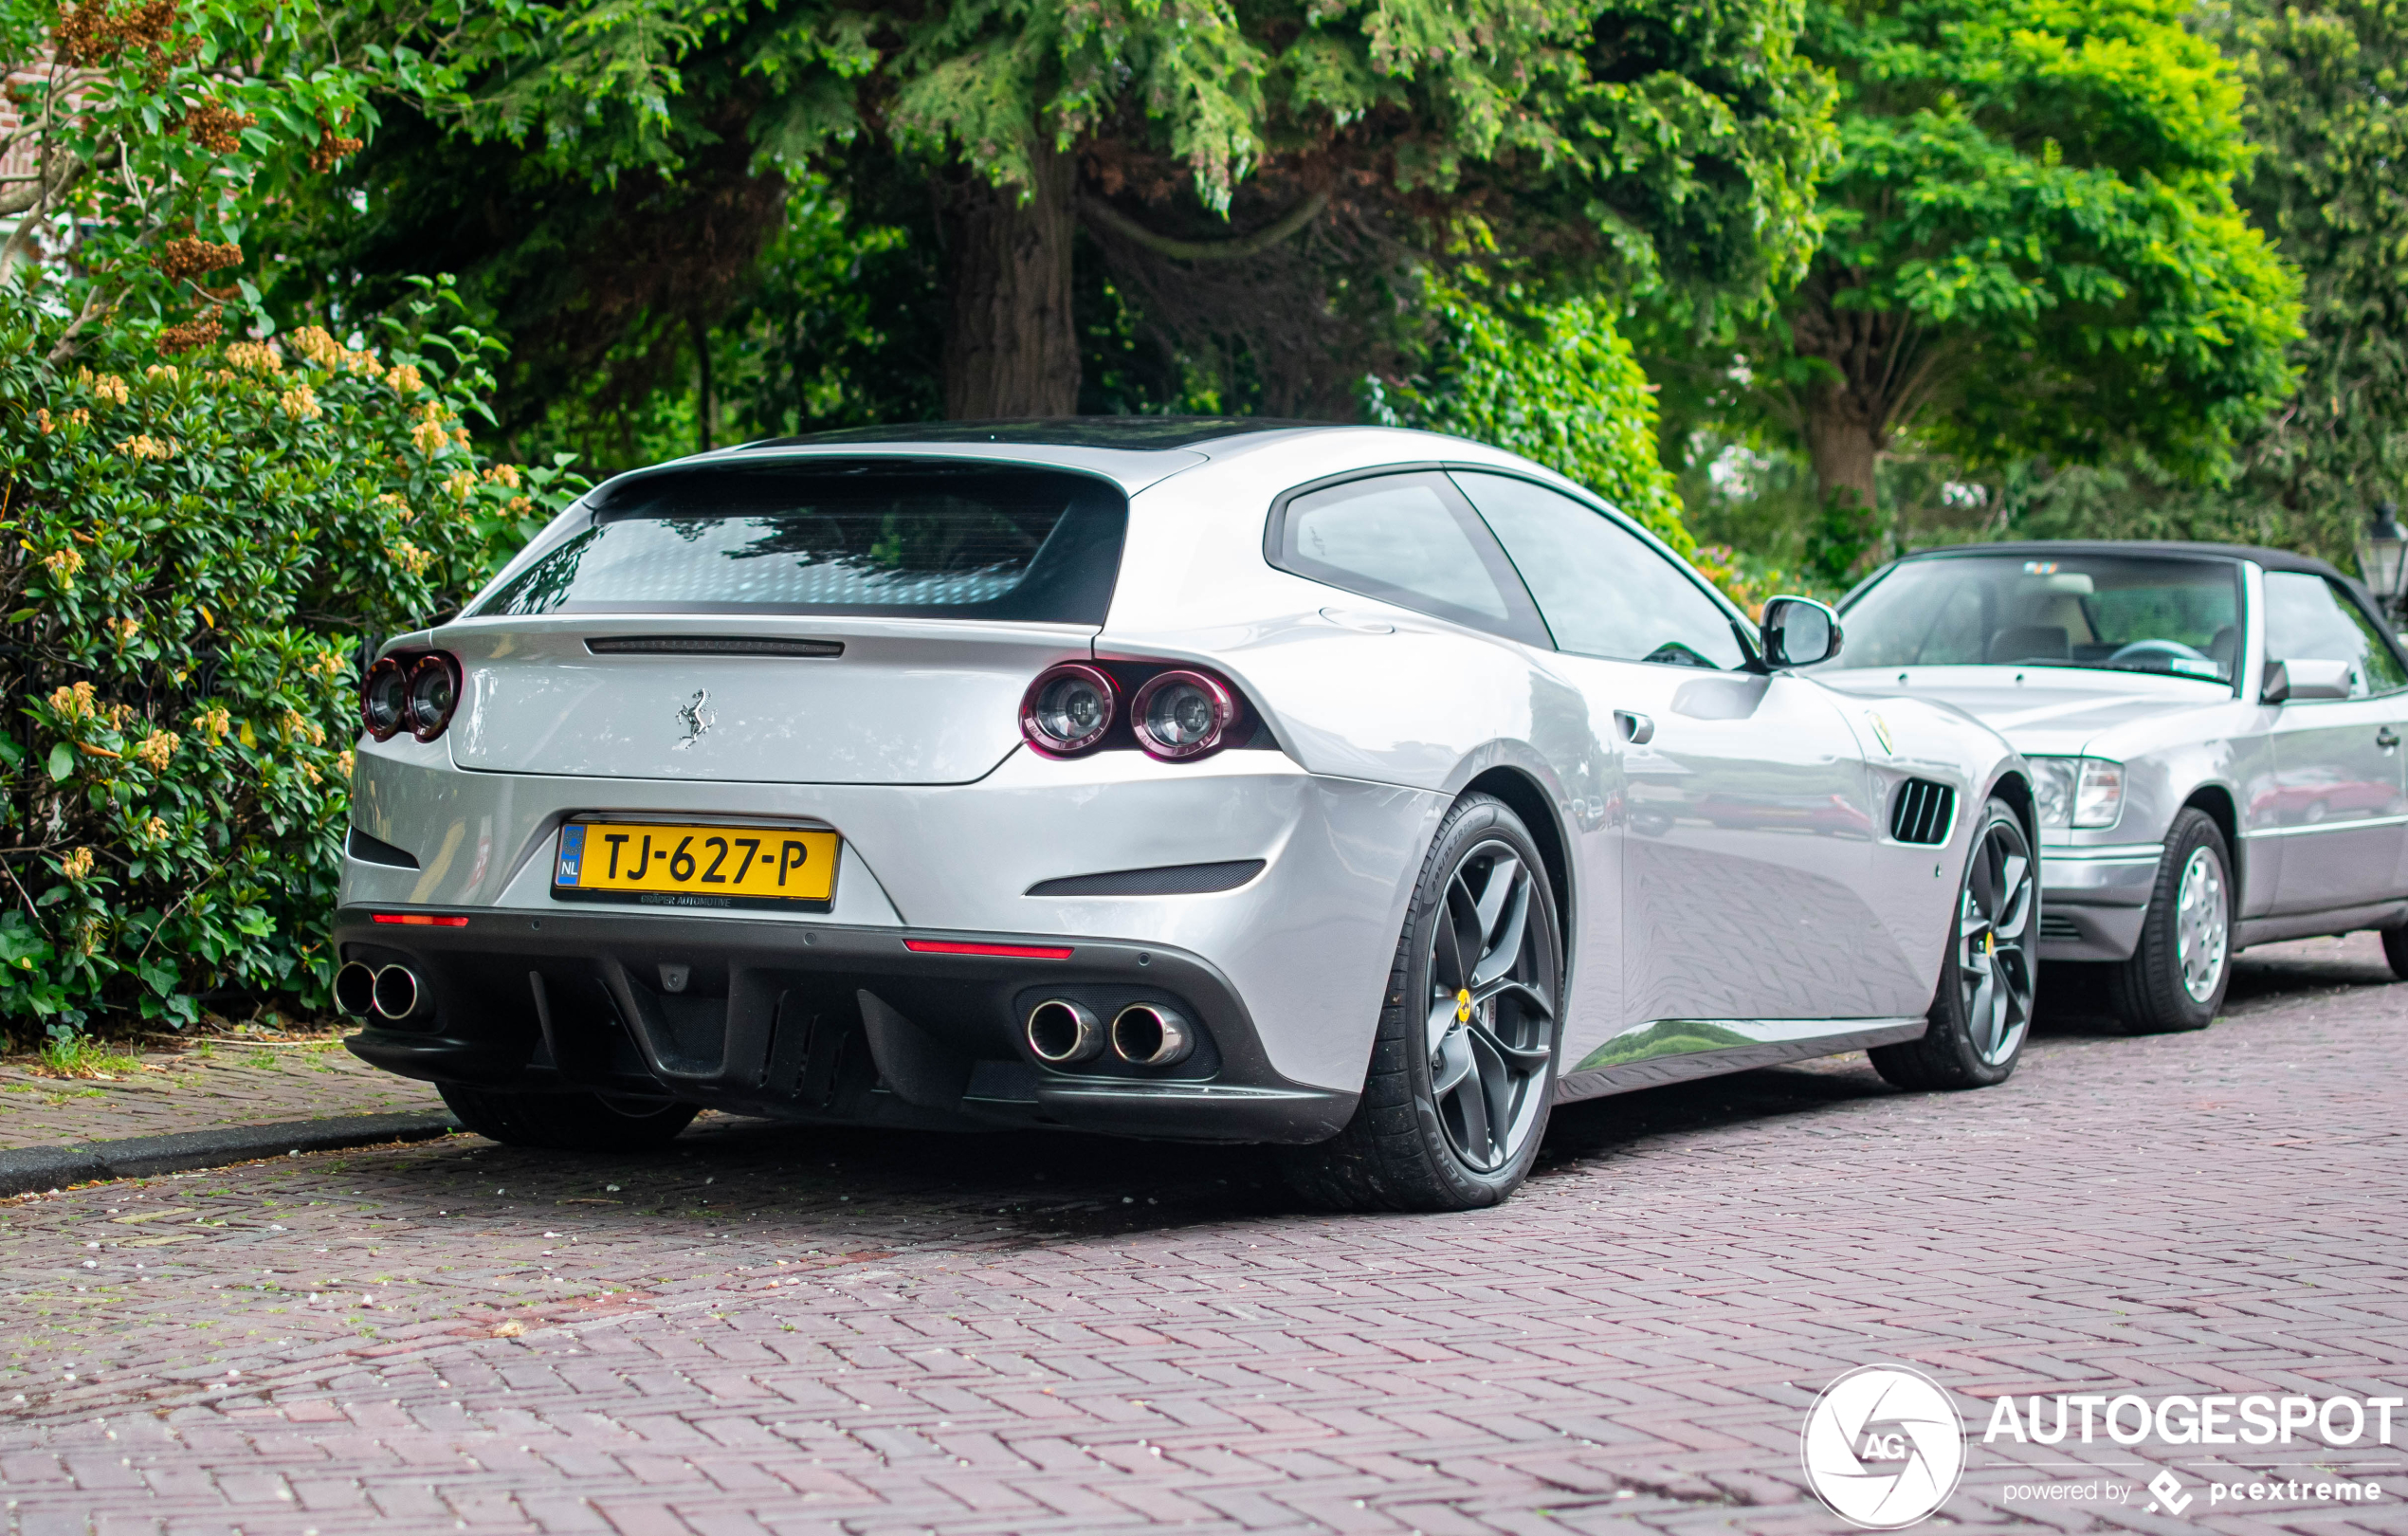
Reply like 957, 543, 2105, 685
361, 650, 463, 743
1130, 669, 1239, 759
1021, 663, 1117, 755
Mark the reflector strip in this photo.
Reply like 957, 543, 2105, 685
903, 939, 1074, 960
371, 914, 469, 927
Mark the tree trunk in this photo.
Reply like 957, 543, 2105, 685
942, 145, 1080, 419
1799, 377, 1882, 513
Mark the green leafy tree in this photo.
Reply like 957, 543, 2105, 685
1742, 0, 2299, 536
2216, 0, 2407, 545
0, 0, 371, 346
316, 0, 1836, 420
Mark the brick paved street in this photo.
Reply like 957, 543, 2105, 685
1, 935, 2402, 1535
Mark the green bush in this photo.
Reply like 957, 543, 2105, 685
1363, 276, 1690, 553
0, 282, 576, 1037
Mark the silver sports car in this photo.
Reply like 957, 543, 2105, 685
1817, 540, 2408, 1033
337, 420, 2034, 1209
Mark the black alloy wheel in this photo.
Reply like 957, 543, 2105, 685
1286, 793, 1563, 1211
1872, 795, 2035, 1089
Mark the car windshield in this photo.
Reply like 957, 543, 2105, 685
471, 460, 1127, 622
1830, 553, 2242, 683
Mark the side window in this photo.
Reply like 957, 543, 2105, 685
1272, 471, 1545, 642
1450, 471, 1745, 669
2263, 571, 2408, 697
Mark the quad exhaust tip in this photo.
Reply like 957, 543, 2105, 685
1025, 998, 1103, 1064
334, 960, 376, 1017
1111, 1003, 1193, 1068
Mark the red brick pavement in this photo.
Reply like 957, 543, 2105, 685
1, 936, 2403, 1535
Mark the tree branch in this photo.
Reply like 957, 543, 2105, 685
1079, 187, 1330, 263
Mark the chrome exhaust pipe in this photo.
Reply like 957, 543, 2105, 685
333, 961, 377, 1017
1111, 1003, 1193, 1068
1026, 998, 1104, 1064
370, 964, 429, 1021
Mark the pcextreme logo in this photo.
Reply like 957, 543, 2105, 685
1800, 1365, 1966, 1528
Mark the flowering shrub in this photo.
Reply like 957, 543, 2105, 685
0, 282, 579, 1034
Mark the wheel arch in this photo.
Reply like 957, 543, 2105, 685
1461, 765, 1575, 953
2181, 781, 2244, 894
1985, 766, 2038, 852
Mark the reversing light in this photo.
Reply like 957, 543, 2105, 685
360, 657, 408, 741
1130, 668, 1239, 760
1021, 663, 1117, 755
404, 653, 461, 742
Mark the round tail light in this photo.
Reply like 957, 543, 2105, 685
1021, 663, 1116, 755
1130, 669, 1239, 759
360, 657, 408, 741
404, 653, 462, 741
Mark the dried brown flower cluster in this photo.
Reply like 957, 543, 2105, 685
53, 0, 198, 81
309, 116, 363, 174
156, 237, 242, 283
157, 308, 223, 352
177, 99, 256, 155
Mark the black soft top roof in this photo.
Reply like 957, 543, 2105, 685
1899, 539, 2345, 579
739, 416, 1330, 452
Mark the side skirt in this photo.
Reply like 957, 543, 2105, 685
1555, 1017, 1928, 1104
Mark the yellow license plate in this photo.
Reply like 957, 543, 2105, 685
552, 821, 838, 907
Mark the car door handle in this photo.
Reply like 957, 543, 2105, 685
1615, 710, 1654, 745
2381, 727, 2401, 749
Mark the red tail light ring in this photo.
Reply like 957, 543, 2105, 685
361, 649, 464, 744
1021, 663, 1117, 755
360, 656, 409, 741
1130, 669, 1240, 760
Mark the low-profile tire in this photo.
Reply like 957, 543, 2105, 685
2105, 808, 2232, 1033
2383, 924, 2408, 981
1871, 795, 2035, 1090
438, 1084, 698, 1151
1284, 793, 1563, 1212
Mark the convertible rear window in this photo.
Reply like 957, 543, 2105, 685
472, 461, 1127, 623
1833, 553, 2242, 681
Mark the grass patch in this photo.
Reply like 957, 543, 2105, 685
32, 1034, 144, 1080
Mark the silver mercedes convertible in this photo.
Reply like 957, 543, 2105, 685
337, 419, 2033, 1210
1816, 540, 2408, 1033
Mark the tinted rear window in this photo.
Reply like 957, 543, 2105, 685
472, 461, 1127, 623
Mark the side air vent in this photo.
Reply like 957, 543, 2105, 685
2038, 912, 2081, 941
586, 635, 844, 658
1889, 778, 1957, 845
1026, 860, 1267, 897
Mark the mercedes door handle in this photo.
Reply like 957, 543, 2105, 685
2381, 727, 2401, 749
1615, 710, 1655, 745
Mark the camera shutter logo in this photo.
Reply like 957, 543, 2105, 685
1800, 1365, 1966, 1527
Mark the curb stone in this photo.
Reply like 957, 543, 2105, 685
0, 1111, 459, 1196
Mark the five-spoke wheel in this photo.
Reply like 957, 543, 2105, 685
1872, 795, 2035, 1088
1424, 841, 1556, 1173
1286, 793, 1562, 1211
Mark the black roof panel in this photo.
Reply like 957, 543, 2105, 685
740, 416, 1332, 452
1898, 539, 2345, 579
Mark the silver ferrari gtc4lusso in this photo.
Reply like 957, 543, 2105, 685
337, 419, 2034, 1209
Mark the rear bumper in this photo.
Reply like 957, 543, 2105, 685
335, 905, 1356, 1144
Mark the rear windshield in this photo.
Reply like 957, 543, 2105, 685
471, 461, 1127, 623
1832, 553, 2243, 682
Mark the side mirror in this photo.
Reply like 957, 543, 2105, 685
2261, 657, 2354, 704
1761, 595, 1843, 668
